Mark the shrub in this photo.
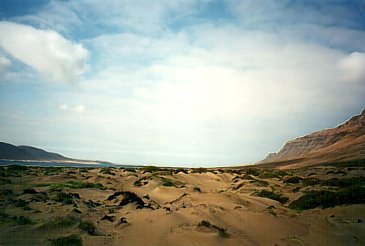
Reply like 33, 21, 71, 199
193, 187, 201, 193
284, 176, 303, 184
191, 168, 208, 174
255, 190, 289, 204
51, 235, 82, 246
53, 192, 79, 204
141, 166, 161, 173
14, 215, 34, 225
0, 178, 12, 185
100, 168, 115, 175
289, 185, 365, 211
41, 215, 79, 229
118, 191, 145, 209
246, 168, 261, 176
79, 220, 97, 235
198, 220, 229, 238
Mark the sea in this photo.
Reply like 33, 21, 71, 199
0, 159, 141, 168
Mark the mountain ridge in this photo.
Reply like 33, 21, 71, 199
0, 142, 70, 161
258, 108, 365, 169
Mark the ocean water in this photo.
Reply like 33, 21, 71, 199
0, 159, 140, 168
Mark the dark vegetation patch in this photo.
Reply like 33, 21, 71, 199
254, 190, 289, 204
245, 168, 261, 176
48, 181, 104, 192
174, 168, 188, 174
289, 185, 365, 210
52, 192, 80, 204
83, 199, 101, 208
107, 191, 123, 201
160, 177, 184, 188
40, 215, 79, 229
118, 191, 145, 209
99, 168, 115, 175
191, 168, 208, 174
299, 177, 365, 188
0, 178, 12, 185
14, 215, 35, 225
51, 235, 83, 246
101, 215, 115, 222
322, 159, 365, 168
249, 178, 269, 187
259, 170, 288, 179
193, 187, 201, 193
31, 192, 49, 202
22, 188, 38, 194
79, 220, 98, 235
326, 170, 347, 175
134, 178, 149, 187
198, 220, 229, 238
123, 168, 136, 173
284, 176, 303, 184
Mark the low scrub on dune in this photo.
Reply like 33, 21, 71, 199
198, 220, 229, 238
51, 235, 82, 246
289, 185, 365, 210
48, 181, 104, 192
254, 190, 289, 204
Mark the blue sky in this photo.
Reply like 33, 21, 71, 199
0, 0, 364, 167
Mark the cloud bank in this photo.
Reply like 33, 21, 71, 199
0, 21, 88, 83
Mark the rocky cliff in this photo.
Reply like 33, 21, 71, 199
259, 108, 365, 168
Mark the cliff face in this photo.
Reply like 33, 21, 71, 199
259, 108, 365, 168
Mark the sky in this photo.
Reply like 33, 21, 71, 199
0, 0, 364, 167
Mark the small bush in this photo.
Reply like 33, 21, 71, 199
45, 216, 79, 228
198, 220, 229, 238
51, 235, 82, 246
193, 187, 201, 193
53, 192, 79, 204
255, 190, 289, 204
100, 168, 115, 175
246, 168, 261, 176
14, 215, 34, 225
141, 166, 161, 173
289, 185, 365, 211
284, 176, 303, 184
118, 191, 145, 209
79, 220, 97, 235
191, 168, 208, 174
0, 178, 12, 185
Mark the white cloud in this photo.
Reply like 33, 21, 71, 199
59, 103, 85, 113
0, 21, 88, 83
74, 104, 85, 113
339, 52, 365, 83
0, 56, 11, 71
59, 104, 68, 110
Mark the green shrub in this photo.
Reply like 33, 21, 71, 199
284, 176, 303, 184
141, 166, 161, 172
100, 168, 115, 175
42, 215, 79, 229
0, 178, 12, 185
198, 220, 229, 238
191, 168, 208, 174
246, 168, 261, 176
53, 192, 79, 204
14, 215, 34, 225
255, 190, 289, 204
289, 185, 365, 211
51, 235, 82, 246
79, 220, 97, 235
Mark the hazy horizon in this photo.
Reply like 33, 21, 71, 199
1, 1, 365, 167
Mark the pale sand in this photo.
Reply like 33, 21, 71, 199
0, 166, 364, 245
